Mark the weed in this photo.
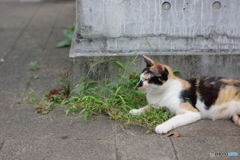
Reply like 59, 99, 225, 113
64, 74, 174, 132
27, 59, 176, 133
26, 88, 58, 114
56, 26, 75, 48
28, 61, 39, 71
33, 76, 39, 79
16, 99, 23, 104
33, 72, 173, 132
56, 68, 69, 96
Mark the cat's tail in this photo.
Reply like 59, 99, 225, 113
230, 112, 240, 126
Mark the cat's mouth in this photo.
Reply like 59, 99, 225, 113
137, 78, 150, 88
138, 85, 147, 92
137, 80, 149, 93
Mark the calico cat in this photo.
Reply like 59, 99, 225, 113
130, 55, 240, 134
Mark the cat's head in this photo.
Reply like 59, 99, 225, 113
137, 55, 175, 93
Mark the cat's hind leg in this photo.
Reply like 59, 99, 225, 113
129, 105, 150, 115
231, 112, 240, 126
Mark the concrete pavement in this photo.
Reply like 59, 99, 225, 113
0, 0, 239, 160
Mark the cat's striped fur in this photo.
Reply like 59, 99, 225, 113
130, 55, 240, 134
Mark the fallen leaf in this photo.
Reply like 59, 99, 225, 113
167, 133, 180, 137
50, 89, 61, 95
45, 89, 66, 101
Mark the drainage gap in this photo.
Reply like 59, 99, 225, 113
170, 138, 179, 160
0, 141, 5, 151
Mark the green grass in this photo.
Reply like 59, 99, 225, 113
27, 70, 174, 133
56, 26, 75, 48
28, 61, 39, 71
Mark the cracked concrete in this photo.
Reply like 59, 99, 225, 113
74, 0, 240, 53
72, 33, 240, 54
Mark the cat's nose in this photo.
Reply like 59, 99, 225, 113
137, 80, 143, 88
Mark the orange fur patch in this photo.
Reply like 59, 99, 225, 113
232, 112, 240, 126
179, 112, 186, 115
195, 77, 201, 97
220, 78, 240, 83
215, 85, 240, 106
180, 102, 198, 112
163, 65, 177, 79
178, 78, 191, 90
150, 63, 163, 73
138, 85, 147, 92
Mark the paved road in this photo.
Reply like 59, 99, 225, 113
0, 0, 239, 159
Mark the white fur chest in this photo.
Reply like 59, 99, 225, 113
146, 79, 183, 114
196, 99, 240, 120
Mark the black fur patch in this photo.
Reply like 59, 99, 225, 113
137, 80, 143, 88
143, 56, 154, 67
233, 83, 240, 87
180, 78, 197, 108
230, 116, 234, 123
235, 91, 240, 96
197, 77, 226, 110
148, 76, 163, 85
148, 68, 169, 86
160, 68, 169, 81
141, 68, 169, 86
142, 68, 149, 73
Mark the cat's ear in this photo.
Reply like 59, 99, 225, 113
143, 55, 154, 67
142, 55, 168, 79
152, 64, 168, 81
143, 55, 163, 72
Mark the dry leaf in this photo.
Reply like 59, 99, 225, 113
167, 132, 180, 137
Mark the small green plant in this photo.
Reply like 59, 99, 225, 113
56, 26, 75, 48
59, 73, 174, 132
27, 58, 176, 133
33, 76, 39, 79
57, 68, 69, 95
26, 70, 69, 114
26, 88, 54, 114
28, 61, 39, 71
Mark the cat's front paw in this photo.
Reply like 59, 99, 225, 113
155, 124, 173, 134
129, 109, 142, 115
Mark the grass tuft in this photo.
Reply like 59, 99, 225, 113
28, 61, 39, 71
27, 70, 174, 133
